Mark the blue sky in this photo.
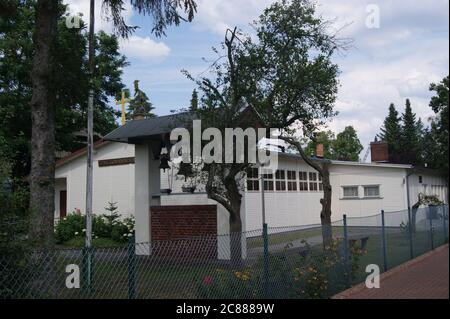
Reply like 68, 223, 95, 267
65, 0, 449, 156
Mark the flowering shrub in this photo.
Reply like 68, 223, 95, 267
290, 239, 365, 298
54, 213, 85, 243
197, 268, 258, 299
54, 206, 135, 244
111, 216, 135, 243
196, 238, 364, 299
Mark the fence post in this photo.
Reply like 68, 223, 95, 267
429, 207, 434, 250
262, 223, 269, 297
82, 246, 94, 294
381, 210, 388, 272
443, 206, 448, 243
342, 214, 350, 287
127, 235, 136, 299
407, 208, 414, 259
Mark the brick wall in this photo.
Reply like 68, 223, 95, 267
150, 205, 217, 259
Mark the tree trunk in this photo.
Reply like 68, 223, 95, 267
29, 0, 58, 247
229, 208, 243, 269
279, 136, 334, 249
320, 163, 333, 247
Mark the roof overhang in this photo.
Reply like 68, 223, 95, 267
103, 112, 195, 144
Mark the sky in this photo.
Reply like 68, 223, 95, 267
64, 0, 449, 157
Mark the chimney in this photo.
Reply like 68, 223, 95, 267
370, 140, 389, 163
316, 143, 324, 158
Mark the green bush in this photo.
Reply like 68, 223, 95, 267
111, 216, 135, 243
53, 205, 135, 245
54, 213, 85, 243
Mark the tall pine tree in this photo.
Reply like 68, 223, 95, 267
127, 80, 155, 119
378, 103, 402, 162
401, 99, 420, 164
190, 89, 198, 111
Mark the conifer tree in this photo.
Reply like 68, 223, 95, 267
190, 89, 198, 111
127, 80, 156, 119
378, 103, 402, 162
401, 99, 420, 164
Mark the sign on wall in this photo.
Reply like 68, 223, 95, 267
98, 157, 135, 167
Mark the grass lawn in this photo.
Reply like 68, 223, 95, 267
247, 226, 346, 249
57, 237, 126, 249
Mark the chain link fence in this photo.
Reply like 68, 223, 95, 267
1, 205, 448, 299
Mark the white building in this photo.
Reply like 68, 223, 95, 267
55, 114, 448, 242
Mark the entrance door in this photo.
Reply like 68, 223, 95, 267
59, 190, 67, 218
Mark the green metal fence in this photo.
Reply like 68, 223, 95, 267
1, 205, 448, 299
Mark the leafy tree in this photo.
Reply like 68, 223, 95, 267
305, 131, 335, 159
186, 0, 344, 249
401, 99, 420, 164
28, 0, 197, 246
426, 76, 449, 176
378, 103, 402, 162
333, 126, 363, 161
0, 3, 127, 179
127, 80, 156, 119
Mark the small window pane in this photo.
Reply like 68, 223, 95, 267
310, 182, 318, 191
264, 180, 274, 191
343, 186, 358, 198
299, 171, 307, 181
364, 186, 379, 197
247, 168, 258, 178
247, 180, 259, 191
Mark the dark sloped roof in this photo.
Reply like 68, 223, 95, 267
104, 112, 195, 143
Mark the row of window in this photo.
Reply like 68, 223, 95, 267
246, 168, 323, 192
342, 185, 380, 198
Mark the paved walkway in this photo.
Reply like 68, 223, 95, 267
333, 244, 449, 299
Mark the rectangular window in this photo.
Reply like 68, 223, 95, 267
275, 170, 286, 191
262, 171, 274, 191
419, 176, 423, 184
246, 168, 259, 191
363, 185, 380, 198
287, 170, 297, 191
343, 186, 359, 198
309, 172, 318, 191
318, 174, 323, 191
299, 171, 308, 191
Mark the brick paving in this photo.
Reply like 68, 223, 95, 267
333, 244, 449, 299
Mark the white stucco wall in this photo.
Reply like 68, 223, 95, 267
56, 142, 448, 237
55, 142, 135, 218
242, 158, 448, 231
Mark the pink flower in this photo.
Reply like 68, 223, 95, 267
203, 276, 214, 286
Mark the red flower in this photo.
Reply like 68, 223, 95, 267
203, 276, 214, 286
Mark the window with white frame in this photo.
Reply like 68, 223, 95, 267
309, 172, 318, 191
246, 167, 259, 191
299, 171, 308, 191
343, 186, 358, 198
318, 174, 323, 191
287, 170, 297, 191
262, 170, 274, 191
275, 170, 286, 191
363, 185, 380, 198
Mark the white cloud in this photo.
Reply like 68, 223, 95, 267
64, 0, 133, 34
191, 0, 274, 35
119, 36, 170, 60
